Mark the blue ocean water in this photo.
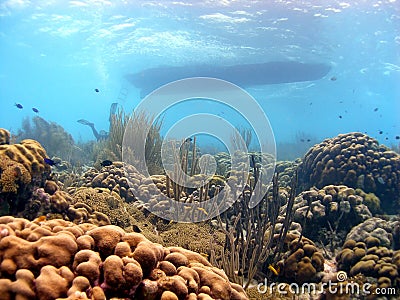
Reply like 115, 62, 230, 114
0, 0, 399, 151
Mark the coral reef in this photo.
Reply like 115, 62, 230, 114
298, 132, 400, 213
0, 216, 248, 299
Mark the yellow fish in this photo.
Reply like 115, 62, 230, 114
197, 207, 208, 215
268, 264, 280, 276
33, 216, 47, 224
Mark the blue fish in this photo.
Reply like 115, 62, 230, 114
100, 160, 113, 167
15, 103, 23, 109
32, 107, 39, 113
44, 158, 57, 166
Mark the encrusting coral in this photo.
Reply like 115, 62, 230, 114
0, 216, 248, 299
298, 132, 400, 214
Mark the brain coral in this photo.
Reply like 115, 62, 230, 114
0, 216, 248, 299
0, 137, 51, 214
0, 129, 10, 145
298, 132, 400, 213
72, 187, 134, 229
0, 156, 31, 194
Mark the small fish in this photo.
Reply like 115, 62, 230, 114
379, 130, 383, 135
330, 76, 337, 81
184, 137, 193, 143
395, 136, 399, 140
132, 225, 142, 233
339, 115, 342, 119
44, 158, 57, 166
268, 265, 280, 276
33, 216, 47, 223
197, 207, 208, 216
32, 107, 39, 113
307, 139, 311, 142
374, 108, 379, 112
234, 269, 243, 277
95, 88, 99, 93
300, 139, 305, 142
15, 103, 23, 109
250, 154, 256, 168
100, 160, 113, 167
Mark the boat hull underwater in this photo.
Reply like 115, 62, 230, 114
126, 61, 332, 97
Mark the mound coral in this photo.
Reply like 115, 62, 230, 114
280, 185, 372, 248
0, 216, 248, 299
275, 234, 325, 284
298, 132, 400, 213
336, 237, 400, 290
345, 217, 399, 249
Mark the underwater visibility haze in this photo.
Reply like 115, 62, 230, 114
0, 0, 399, 150
0, 1, 400, 299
